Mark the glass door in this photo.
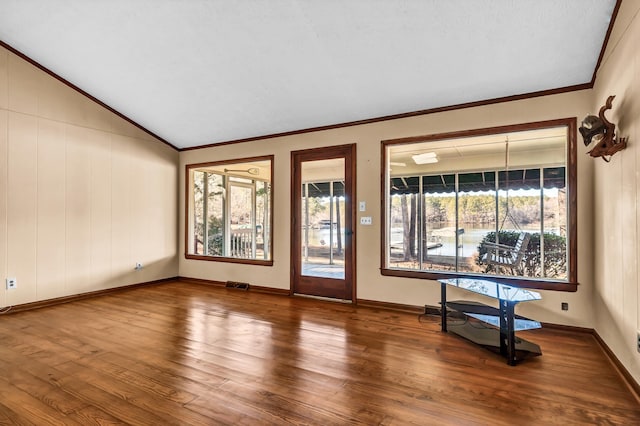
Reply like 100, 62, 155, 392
291, 145, 355, 301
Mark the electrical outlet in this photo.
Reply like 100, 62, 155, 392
561, 302, 568, 311
135, 263, 143, 270
6, 278, 17, 290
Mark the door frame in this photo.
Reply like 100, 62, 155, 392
290, 144, 356, 301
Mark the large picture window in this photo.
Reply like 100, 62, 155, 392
382, 119, 577, 290
186, 156, 273, 265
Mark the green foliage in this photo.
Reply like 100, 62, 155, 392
458, 195, 496, 223
424, 196, 448, 222
206, 217, 224, 255
423, 193, 548, 225
476, 230, 567, 278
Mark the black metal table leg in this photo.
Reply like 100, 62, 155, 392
499, 299, 516, 365
441, 281, 447, 332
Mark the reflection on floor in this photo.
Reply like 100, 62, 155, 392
302, 262, 345, 279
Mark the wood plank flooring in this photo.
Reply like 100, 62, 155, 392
0, 281, 638, 425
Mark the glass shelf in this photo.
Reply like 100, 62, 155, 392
438, 277, 541, 302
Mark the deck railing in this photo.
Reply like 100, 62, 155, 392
230, 228, 254, 258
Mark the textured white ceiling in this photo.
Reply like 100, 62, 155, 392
0, 0, 617, 149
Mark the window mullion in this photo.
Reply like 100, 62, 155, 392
203, 172, 209, 256
418, 176, 424, 270
495, 171, 500, 245
329, 181, 334, 265
304, 182, 309, 262
251, 182, 257, 258
224, 176, 230, 256
540, 167, 545, 277
455, 173, 459, 272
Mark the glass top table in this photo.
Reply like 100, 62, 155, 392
438, 277, 542, 365
438, 278, 541, 302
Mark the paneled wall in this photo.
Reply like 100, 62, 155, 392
591, 0, 640, 384
0, 46, 179, 307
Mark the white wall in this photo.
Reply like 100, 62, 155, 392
591, 0, 640, 384
0, 46, 179, 307
179, 89, 594, 329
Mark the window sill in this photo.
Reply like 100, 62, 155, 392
185, 254, 273, 266
380, 268, 578, 292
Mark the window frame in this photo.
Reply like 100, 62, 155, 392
185, 155, 274, 266
380, 118, 578, 291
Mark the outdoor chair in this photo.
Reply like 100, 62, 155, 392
481, 232, 531, 275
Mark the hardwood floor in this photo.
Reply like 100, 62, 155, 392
0, 281, 638, 425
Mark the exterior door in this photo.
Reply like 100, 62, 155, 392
291, 144, 356, 301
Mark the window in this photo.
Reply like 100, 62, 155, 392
186, 156, 273, 265
382, 119, 577, 290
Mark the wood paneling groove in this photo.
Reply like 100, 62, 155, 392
1, 44, 179, 308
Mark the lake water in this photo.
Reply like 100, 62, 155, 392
303, 227, 345, 248
389, 225, 550, 258
304, 224, 557, 258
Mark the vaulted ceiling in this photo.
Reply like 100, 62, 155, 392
0, 1, 618, 149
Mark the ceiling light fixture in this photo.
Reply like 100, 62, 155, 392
412, 152, 438, 164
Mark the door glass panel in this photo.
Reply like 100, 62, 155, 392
300, 159, 345, 279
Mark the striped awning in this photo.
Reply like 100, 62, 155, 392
390, 167, 565, 195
